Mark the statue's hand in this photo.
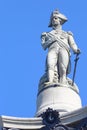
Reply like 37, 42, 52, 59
74, 48, 81, 54
77, 48, 81, 54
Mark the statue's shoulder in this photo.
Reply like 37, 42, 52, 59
67, 31, 73, 36
41, 32, 47, 37
62, 30, 73, 36
41, 31, 50, 37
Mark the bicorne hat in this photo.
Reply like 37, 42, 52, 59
48, 9, 68, 27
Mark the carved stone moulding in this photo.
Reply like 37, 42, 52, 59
0, 106, 87, 130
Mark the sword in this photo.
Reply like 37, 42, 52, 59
72, 53, 80, 86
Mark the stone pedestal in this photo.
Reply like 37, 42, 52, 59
36, 84, 82, 117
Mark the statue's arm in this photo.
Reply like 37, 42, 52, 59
68, 32, 80, 54
41, 32, 56, 50
41, 32, 47, 50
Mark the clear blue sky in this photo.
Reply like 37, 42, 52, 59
0, 0, 87, 117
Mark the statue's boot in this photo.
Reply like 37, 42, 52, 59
60, 74, 68, 85
48, 69, 55, 82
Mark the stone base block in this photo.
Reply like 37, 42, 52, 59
36, 85, 82, 117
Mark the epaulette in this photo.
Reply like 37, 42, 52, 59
41, 32, 47, 38
67, 31, 73, 36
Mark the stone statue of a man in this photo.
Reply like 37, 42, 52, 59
41, 10, 80, 85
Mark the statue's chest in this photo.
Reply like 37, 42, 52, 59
51, 30, 68, 41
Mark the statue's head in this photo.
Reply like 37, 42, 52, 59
48, 9, 68, 27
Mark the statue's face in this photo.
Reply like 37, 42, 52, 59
52, 15, 61, 26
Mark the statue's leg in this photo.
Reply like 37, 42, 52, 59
47, 49, 57, 83
58, 49, 69, 84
